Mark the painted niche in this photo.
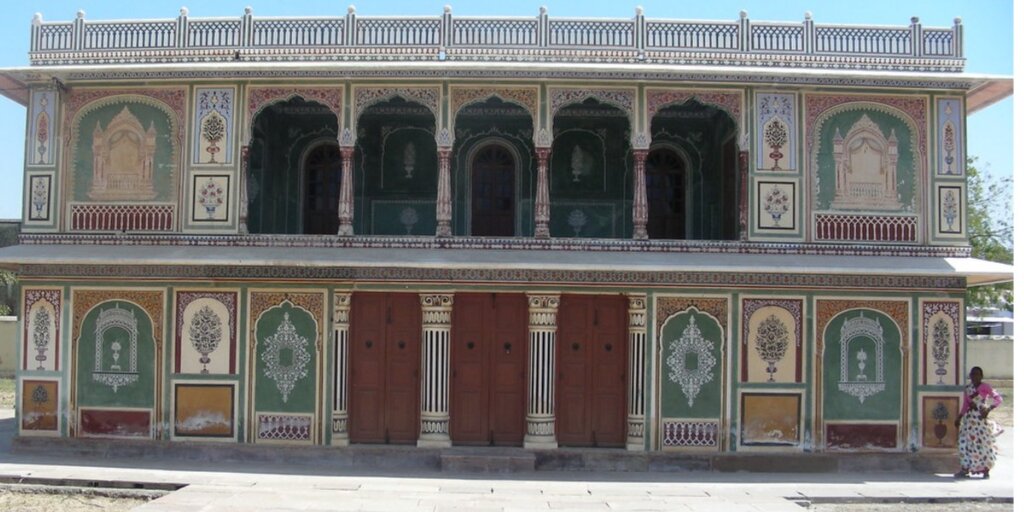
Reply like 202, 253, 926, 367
813, 106, 920, 214
253, 301, 319, 413
756, 93, 796, 171
660, 308, 723, 417
742, 299, 802, 383
175, 292, 238, 375
73, 100, 177, 203
922, 301, 960, 386
23, 289, 61, 372
75, 300, 156, 410
822, 309, 902, 421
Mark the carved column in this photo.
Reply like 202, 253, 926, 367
418, 293, 454, 447
436, 148, 453, 237
239, 145, 250, 234
738, 149, 749, 241
631, 149, 649, 240
524, 293, 559, 449
331, 292, 351, 446
626, 294, 647, 451
338, 146, 355, 236
534, 148, 552, 238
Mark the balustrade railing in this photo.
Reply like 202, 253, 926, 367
27, 7, 965, 70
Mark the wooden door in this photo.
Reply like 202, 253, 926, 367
556, 295, 627, 447
349, 293, 420, 444
451, 293, 526, 445
303, 143, 342, 235
471, 144, 516, 237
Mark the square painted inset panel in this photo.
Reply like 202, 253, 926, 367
825, 423, 897, 450
79, 408, 152, 438
936, 185, 963, 235
174, 383, 235, 438
741, 393, 800, 446
921, 396, 959, 450
192, 175, 230, 222
27, 175, 51, 221
756, 181, 796, 230
21, 379, 59, 432
193, 88, 235, 165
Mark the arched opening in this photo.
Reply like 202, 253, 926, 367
645, 147, 687, 240
470, 143, 517, 236
248, 97, 338, 234
302, 142, 342, 235
649, 99, 739, 240
452, 96, 534, 236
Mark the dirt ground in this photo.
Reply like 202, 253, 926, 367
810, 502, 1012, 512
0, 377, 13, 409
0, 489, 151, 512
987, 379, 1013, 427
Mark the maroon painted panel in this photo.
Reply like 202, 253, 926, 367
826, 423, 899, 450
79, 409, 151, 438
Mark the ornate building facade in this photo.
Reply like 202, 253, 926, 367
0, 7, 1012, 455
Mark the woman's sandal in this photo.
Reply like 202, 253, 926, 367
954, 470, 970, 479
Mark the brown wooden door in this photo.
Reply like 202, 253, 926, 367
349, 293, 420, 444
303, 143, 342, 235
556, 294, 627, 447
451, 293, 526, 445
471, 144, 516, 237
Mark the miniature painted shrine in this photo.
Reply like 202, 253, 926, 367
0, 6, 1012, 454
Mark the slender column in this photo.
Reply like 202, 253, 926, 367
738, 149, 749, 241
524, 293, 559, 449
626, 294, 647, 451
418, 293, 454, 447
239, 145, 249, 234
533, 148, 552, 238
331, 292, 351, 446
337, 146, 355, 236
435, 148, 453, 237
631, 149, 649, 240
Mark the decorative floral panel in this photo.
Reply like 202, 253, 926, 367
193, 87, 235, 165
174, 291, 238, 375
657, 298, 727, 434
755, 179, 797, 233
755, 92, 796, 171
740, 393, 801, 447
920, 300, 961, 386
27, 89, 57, 167
935, 97, 964, 176
173, 382, 236, 439
26, 174, 53, 223
22, 288, 61, 372
741, 297, 802, 383
191, 174, 231, 223
20, 379, 59, 433
920, 395, 959, 450
935, 185, 964, 237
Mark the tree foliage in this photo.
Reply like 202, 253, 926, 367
965, 157, 1014, 311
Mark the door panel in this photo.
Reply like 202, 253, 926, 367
471, 145, 516, 237
556, 295, 627, 447
348, 293, 420, 444
451, 293, 526, 446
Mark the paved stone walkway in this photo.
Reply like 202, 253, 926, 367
0, 409, 1014, 511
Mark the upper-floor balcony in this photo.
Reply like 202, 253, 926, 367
28, 6, 964, 72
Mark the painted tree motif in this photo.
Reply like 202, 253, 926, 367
31, 384, 49, 405
667, 316, 717, 407
201, 112, 226, 163
941, 189, 958, 231
764, 118, 788, 170
189, 305, 223, 374
32, 307, 51, 370
754, 314, 790, 382
931, 317, 951, 384
261, 313, 312, 403
931, 401, 950, 446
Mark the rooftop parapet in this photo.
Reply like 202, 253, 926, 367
28, 6, 964, 72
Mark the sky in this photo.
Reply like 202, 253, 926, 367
0, 0, 1013, 220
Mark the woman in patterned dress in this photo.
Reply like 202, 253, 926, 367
954, 366, 1002, 479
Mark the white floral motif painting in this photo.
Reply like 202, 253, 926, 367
261, 313, 312, 403
667, 316, 717, 407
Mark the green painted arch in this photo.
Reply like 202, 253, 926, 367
74, 300, 157, 410
251, 300, 320, 414
659, 307, 725, 419
821, 308, 904, 421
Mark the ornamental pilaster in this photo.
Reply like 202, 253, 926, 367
331, 292, 351, 445
525, 293, 559, 449
626, 294, 647, 451
418, 293, 454, 447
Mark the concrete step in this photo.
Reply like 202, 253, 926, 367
441, 452, 536, 472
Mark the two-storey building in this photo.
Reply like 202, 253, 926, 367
0, 6, 1012, 457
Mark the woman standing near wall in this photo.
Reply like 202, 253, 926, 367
955, 366, 1003, 478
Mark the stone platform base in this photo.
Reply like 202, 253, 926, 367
12, 436, 956, 474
